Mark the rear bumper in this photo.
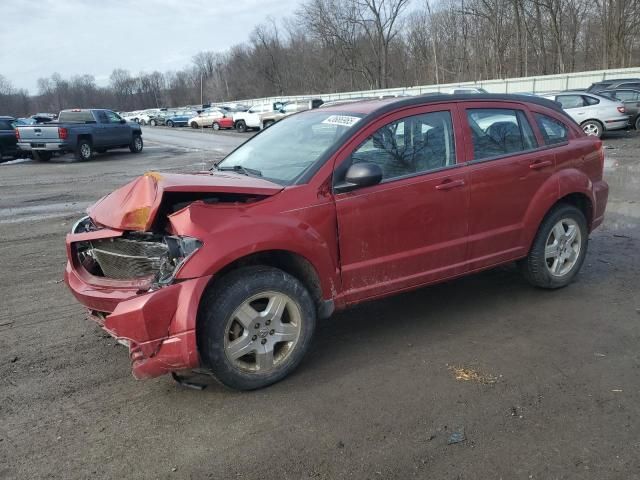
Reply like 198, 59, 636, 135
17, 141, 69, 151
591, 179, 609, 230
603, 118, 630, 130
65, 260, 212, 379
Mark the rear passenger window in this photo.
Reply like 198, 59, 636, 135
466, 109, 537, 160
534, 113, 568, 145
351, 110, 456, 181
556, 95, 585, 109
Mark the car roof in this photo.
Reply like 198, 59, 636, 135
0, 116, 15, 120
318, 93, 564, 115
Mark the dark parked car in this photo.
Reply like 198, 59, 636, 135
165, 110, 198, 127
587, 78, 640, 93
599, 88, 640, 130
16, 109, 143, 161
0, 116, 19, 160
65, 94, 608, 390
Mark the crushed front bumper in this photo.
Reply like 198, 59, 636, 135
65, 232, 212, 379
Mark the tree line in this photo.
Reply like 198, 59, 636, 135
1, 0, 639, 117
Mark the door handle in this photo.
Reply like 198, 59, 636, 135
529, 160, 553, 170
435, 179, 465, 191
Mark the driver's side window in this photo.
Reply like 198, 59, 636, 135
105, 111, 122, 123
350, 110, 456, 181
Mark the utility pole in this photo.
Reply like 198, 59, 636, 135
200, 73, 203, 106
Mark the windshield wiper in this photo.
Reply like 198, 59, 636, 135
214, 164, 262, 177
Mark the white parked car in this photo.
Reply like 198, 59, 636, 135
540, 91, 629, 137
448, 87, 488, 94
137, 109, 162, 126
232, 104, 275, 132
188, 108, 226, 129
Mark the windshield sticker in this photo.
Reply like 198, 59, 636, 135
322, 115, 361, 127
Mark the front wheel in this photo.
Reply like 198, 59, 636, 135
198, 266, 316, 390
520, 204, 588, 289
635, 116, 640, 130
75, 140, 93, 161
191, 121, 199, 129
149, 119, 157, 127
581, 120, 603, 138
212, 122, 220, 131
235, 120, 247, 133
167, 120, 174, 128
129, 135, 143, 153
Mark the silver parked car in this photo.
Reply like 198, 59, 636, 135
540, 92, 629, 137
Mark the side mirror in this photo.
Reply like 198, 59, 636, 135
334, 162, 383, 193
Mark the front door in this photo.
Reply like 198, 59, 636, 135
460, 103, 555, 269
334, 106, 469, 303
104, 110, 131, 145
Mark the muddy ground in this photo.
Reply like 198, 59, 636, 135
1, 127, 639, 479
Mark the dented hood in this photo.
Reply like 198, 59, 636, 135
88, 171, 283, 231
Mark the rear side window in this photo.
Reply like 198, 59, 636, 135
466, 109, 537, 160
58, 111, 95, 123
620, 82, 640, 89
556, 95, 585, 109
583, 96, 600, 106
534, 113, 568, 145
351, 110, 456, 181
615, 90, 640, 101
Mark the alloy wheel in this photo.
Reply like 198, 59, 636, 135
545, 218, 582, 277
224, 291, 302, 372
582, 122, 600, 136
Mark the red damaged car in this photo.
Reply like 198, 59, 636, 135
65, 95, 608, 390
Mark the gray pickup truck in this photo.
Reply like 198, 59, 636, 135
16, 109, 143, 161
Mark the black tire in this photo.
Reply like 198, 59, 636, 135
75, 139, 93, 161
212, 122, 220, 131
149, 119, 157, 127
198, 266, 316, 391
167, 120, 174, 128
236, 120, 247, 133
635, 116, 640, 130
33, 150, 52, 162
191, 121, 199, 129
520, 204, 588, 289
581, 120, 603, 138
129, 135, 143, 153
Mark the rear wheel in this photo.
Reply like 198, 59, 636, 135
149, 119, 157, 127
520, 204, 588, 289
581, 120, 603, 138
167, 120, 174, 128
236, 120, 247, 133
198, 266, 316, 390
75, 140, 93, 161
191, 121, 199, 129
129, 135, 143, 153
33, 151, 52, 162
212, 122, 220, 131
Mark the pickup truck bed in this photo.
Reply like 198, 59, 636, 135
16, 109, 143, 161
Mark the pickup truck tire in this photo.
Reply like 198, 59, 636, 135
33, 151, 52, 162
520, 204, 588, 289
235, 120, 247, 133
198, 266, 316, 391
580, 120, 603, 138
129, 135, 143, 153
75, 140, 93, 161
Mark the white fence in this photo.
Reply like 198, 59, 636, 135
219, 67, 640, 106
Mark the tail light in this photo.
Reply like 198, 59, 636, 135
15, 129, 20, 140
58, 127, 68, 140
617, 106, 625, 113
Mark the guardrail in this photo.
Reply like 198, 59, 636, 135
216, 66, 640, 106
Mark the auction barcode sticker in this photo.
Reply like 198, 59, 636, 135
322, 115, 361, 127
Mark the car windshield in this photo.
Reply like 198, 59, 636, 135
217, 111, 364, 185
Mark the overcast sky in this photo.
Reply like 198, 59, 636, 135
0, 0, 300, 93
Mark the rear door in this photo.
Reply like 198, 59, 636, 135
334, 105, 469, 302
461, 102, 554, 269
612, 89, 640, 120
555, 94, 590, 124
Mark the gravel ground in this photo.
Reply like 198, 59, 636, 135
0, 127, 638, 479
